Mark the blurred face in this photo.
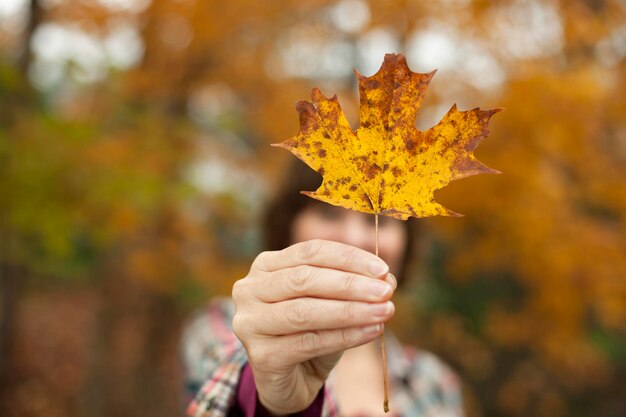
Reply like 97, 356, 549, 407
290, 203, 408, 274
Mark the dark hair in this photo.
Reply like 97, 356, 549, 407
262, 159, 419, 286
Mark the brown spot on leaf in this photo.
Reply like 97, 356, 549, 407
364, 78, 380, 90
275, 53, 500, 220
366, 164, 380, 179
361, 193, 374, 210
404, 137, 416, 153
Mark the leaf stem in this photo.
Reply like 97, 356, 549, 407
375, 214, 390, 413
382, 332, 389, 413
375, 213, 379, 257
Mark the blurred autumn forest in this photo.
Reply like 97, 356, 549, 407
1, 0, 625, 416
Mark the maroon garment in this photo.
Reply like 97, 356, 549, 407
230, 363, 324, 417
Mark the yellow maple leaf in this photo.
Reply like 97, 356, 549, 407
274, 53, 501, 220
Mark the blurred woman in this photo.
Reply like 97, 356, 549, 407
182, 162, 463, 417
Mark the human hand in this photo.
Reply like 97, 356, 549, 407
232, 239, 396, 415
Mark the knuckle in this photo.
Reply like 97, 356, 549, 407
232, 312, 256, 343
339, 245, 359, 266
339, 327, 355, 346
288, 266, 313, 294
339, 273, 357, 295
231, 314, 245, 338
251, 251, 272, 271
298, 240, 322, 261
286, 299, 311, 326
343, 302, 356, 322
231, 278, 247, 301
299, 331, 323, 355
247, 345, 273, 368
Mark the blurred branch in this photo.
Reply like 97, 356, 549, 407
17, 0, 44, 74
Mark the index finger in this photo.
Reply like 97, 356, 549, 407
253, 239, 389, 278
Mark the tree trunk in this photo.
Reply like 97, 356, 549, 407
17, 0, 44, 74
0, 261, 19, 415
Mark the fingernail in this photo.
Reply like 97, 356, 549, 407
362, 323, 382, 335
369, 301, 393, 316
367, 280, 391, 298
387, 273, 397, 290
369, 261, 388, 276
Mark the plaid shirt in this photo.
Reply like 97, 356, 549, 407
183, 298, 464, 417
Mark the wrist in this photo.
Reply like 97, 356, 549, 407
257, 386, 325, 417
257, 390, 306, 415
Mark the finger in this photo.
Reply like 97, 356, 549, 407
385, 273, 397, 290
251, 324, 384, 369
253, 240, 388, 278
253, 266, 394, 303
252, 298, 394, 336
